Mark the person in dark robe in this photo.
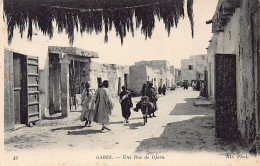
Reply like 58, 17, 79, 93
133, 96, 154, 125
119, 86, 133, 123
162, 84, 166, 95
158, 86, 162, 94
145, 82, 157, 117
141, 83, 147, 96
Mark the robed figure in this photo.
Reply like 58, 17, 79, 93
79, 81, 95, 127
93, 80, 114, 130
119, 86, 133, 123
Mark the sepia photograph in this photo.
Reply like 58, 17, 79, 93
1, 0, 259, 165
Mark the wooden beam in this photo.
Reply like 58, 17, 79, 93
206, 20, 212, 24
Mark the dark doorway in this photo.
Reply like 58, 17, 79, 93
97, 77, 102, 87
49, 53, 60, 115
13, 54, 23, 124
204, 70, 208, 97
118, 77, 121, 96
124, 74, 128, 89
215, 54, 237, 139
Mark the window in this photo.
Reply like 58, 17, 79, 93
202, 56, 205, 60
188, 65, 193, 70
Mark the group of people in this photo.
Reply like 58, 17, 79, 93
158, 84, 167, 95
79, 80, 159, 130
133, 82, 158, 122
79, 80, 114, 131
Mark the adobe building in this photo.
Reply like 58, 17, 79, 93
45, 46, 98, 117
90, 62, 130, 97
170, 66, 176, 86
181, 54, 207, 83
175, 68, 182, 84
134, 60, 173, 88
129, 65, 161, 93
206, 0, 259, 153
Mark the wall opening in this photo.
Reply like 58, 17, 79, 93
97, 77, 102, 87
124, 74, 128, 89
215, 54, 238, 139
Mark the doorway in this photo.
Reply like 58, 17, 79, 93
97, 77, 102, 87
124, 74, 128, 89
13, 54, 23, 124
118, 77, 121, 96
215, 54, 237, 139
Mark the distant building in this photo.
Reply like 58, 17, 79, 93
181, 54, 207, 83
129, 65, 162, 93
175, 68, 181, 84
90, 63, 129, 97
134, 60, 174, 88
170, 66, 175, 85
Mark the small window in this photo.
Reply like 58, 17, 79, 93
202, 56, 205, 60
188, 65, 193, 70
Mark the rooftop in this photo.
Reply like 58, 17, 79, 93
48, 46, 98, 58
206, 0, 241, 33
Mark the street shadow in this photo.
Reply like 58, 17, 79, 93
44, 116, 66, 120
51, 126, 85, 131
135, 115, 244, 154
169, 98, 214, 116
124, 122, 144, 130
135, 98, 244, 154
70, 110, 81, 112
67, 129, 103, 135
110, 121, 124, 124
130, 117, 144, 120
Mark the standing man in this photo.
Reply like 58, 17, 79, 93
119, 86, 133, 123
162, 84, 166, 95
94, 80, 114, 130
158, 86, 162, 94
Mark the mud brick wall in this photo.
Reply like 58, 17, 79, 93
207, 0, 259, 146
90, 62, 130, 97
237, 0, 258, 145
129, 65, 148, 93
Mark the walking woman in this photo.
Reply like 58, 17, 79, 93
79, 81, 96, 127
119, 86, 133, 123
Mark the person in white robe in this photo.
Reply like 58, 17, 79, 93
79, 81, 95, 127
93, 80, 114, 130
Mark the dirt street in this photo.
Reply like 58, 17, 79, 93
4, 88, 249, 159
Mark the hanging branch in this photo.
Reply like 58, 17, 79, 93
187, 0, 194, 38
4, 0, 195, 45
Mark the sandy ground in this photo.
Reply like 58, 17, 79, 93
4, 88, 250, 157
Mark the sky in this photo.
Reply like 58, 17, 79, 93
4, 0, 218, 69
